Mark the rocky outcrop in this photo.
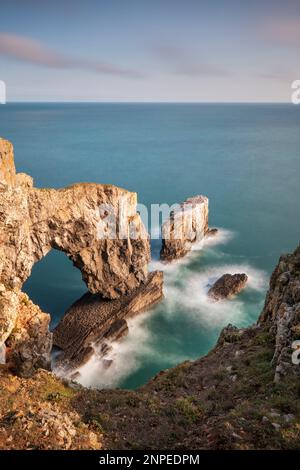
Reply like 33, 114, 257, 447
0, 285, 19, 352
0, 137, 152, 376
160, 195, 214, 261
0, 137, 150, 298
0, 285, 52, 377
208, 273, 248, 301
0, 370, 102, 450
1, 246, 300, 450
258, 244, 300, 382
53, 271, 164, 370
0, 139, 16, 187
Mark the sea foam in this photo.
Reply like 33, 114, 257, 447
68, 227, 267, 389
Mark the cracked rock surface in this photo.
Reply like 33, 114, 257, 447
0, 137, 150, 299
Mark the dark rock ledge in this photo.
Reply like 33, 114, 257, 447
53, 271, 164, 370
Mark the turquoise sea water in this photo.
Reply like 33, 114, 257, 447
1, 103, 299, 388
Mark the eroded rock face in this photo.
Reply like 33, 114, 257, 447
208, 273, 248, 301
160, 195, 211, 261
0, 285, 52, 377
0, 139, 16, 187
53, 270, 164, 370
259, 244, 300, 382
0, 137, 152, 376
0, 284, 19, 345
0, 138, 150, 298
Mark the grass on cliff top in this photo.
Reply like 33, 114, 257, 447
69, 325, 300, 450
1, 324, 300, 450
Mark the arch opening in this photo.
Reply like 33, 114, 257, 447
23, 249, 86, 329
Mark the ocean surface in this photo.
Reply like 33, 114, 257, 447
1, 103, 299, 389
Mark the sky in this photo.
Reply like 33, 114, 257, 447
0, 0, 299, 102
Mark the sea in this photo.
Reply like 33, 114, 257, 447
1, 103, 299, 389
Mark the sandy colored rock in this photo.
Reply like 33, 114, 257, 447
0, 139, 150, 298
5, 292, 52, 377
0, 287, 19, 345
208, 273, 248, 301
0, 286, 52, 377
1, 246, 300, 450
160, 195, 209, 261
0, 138, 16, 188
53, 271, 164, 369
0, 138, 151, 376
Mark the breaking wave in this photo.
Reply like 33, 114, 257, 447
71, 315, 152, 389
70, 227, 268, 389
161, 263, 267, 328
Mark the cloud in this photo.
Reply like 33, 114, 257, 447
259, 70, 294, 83
153, 43, 229, 77
0, 33, 142, 78
261, 18, 300, 45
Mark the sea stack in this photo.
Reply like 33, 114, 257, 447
160, 195, 213, 261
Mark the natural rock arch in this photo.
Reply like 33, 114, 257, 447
0, 138, 150, 299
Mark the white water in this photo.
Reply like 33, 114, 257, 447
56, 228, 268, 389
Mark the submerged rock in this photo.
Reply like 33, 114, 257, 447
0, 137, 150, 299
53, 271, 164, 370
208, 273, 248, 301
206, 228, 218, 237
160, 195, 210, 261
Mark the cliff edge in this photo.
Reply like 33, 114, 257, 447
1, 244, 300, 449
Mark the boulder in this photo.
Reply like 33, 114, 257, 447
208, 273, 248, 300
53, 271, 164, 370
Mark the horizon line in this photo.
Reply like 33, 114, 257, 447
2, 100, 294, 105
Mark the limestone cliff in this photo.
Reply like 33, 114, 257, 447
0, 139, 16, 187
0, 137, 150, 298
1, 245, 300, 450
0, 284, 52, 377
258, 244, 300, 382
0, 137, 152, 377
1, 136, 299, 450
